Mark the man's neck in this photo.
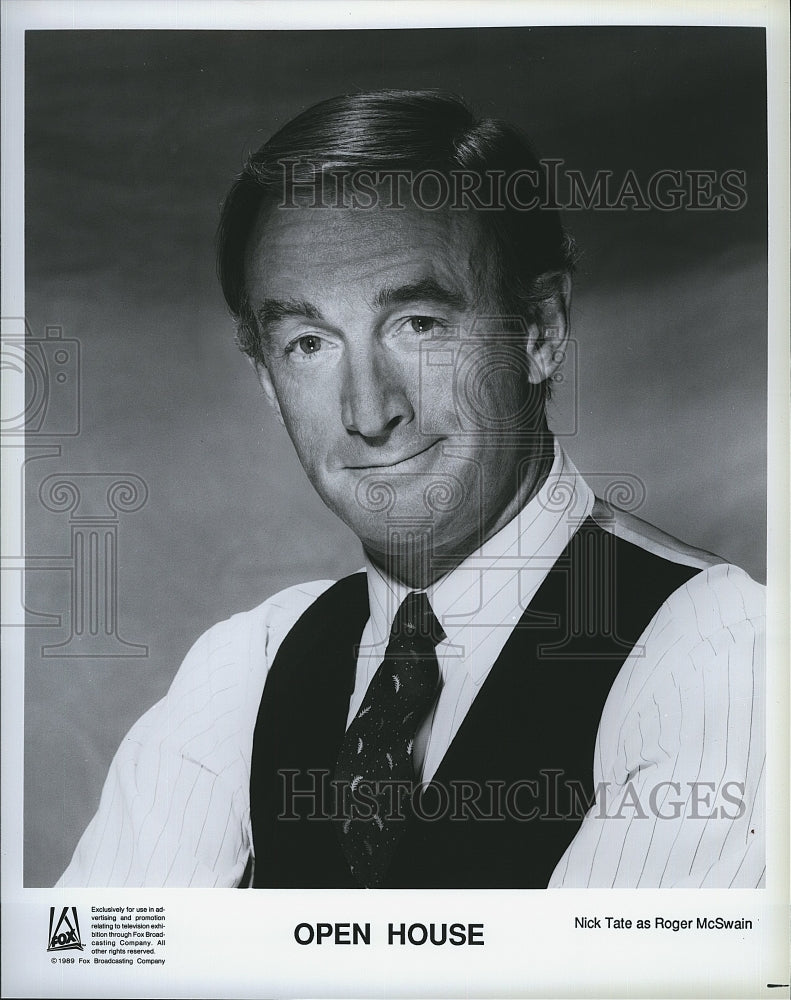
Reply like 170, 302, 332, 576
363, 434, 556, 591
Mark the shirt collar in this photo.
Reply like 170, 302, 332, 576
363, 441, 594, 681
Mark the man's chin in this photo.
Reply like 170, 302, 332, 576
312, 464, 480, 566
350, 510, 477, 568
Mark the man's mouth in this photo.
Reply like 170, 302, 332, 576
345, 440, 442, 471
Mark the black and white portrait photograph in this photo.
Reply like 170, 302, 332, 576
2, 2, 788, 998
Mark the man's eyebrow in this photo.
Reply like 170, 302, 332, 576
373, 278, 468, 312
255, 297, 324, 338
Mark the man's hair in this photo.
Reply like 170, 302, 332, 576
216, 89, 576, 374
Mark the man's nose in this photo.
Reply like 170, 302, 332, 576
340, 348, 414, 440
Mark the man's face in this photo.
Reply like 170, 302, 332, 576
244, 199, 555, 574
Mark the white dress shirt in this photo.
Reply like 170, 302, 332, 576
57, 445, 765, 889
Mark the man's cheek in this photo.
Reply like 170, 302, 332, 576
279, 408, 328, 475
414, 369, 461, 437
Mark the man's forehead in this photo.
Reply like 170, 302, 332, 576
244, 200, 485, 301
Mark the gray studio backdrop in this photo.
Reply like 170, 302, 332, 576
23, 27, 767, 886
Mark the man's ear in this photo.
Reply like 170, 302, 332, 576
251, 358, 285, 427
525, 271, 572, 384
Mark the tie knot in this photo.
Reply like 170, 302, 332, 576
390, 591, 446, 646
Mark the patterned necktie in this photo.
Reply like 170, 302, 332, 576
334, 591, 445, 888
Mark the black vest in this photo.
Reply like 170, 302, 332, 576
249, 518, 698, 888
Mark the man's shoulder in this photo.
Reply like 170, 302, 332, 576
590, 497, 764, 634
168, 578, 345, 698
203, 578, 342, 653
593, 503, 765, 760
591, 497, 724, 570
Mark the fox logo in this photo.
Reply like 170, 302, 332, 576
47, 906, 84, 952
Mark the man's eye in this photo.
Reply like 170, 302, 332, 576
282, 333, 329, 363
293, 335, 322, 355
408, 316, 438, 334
